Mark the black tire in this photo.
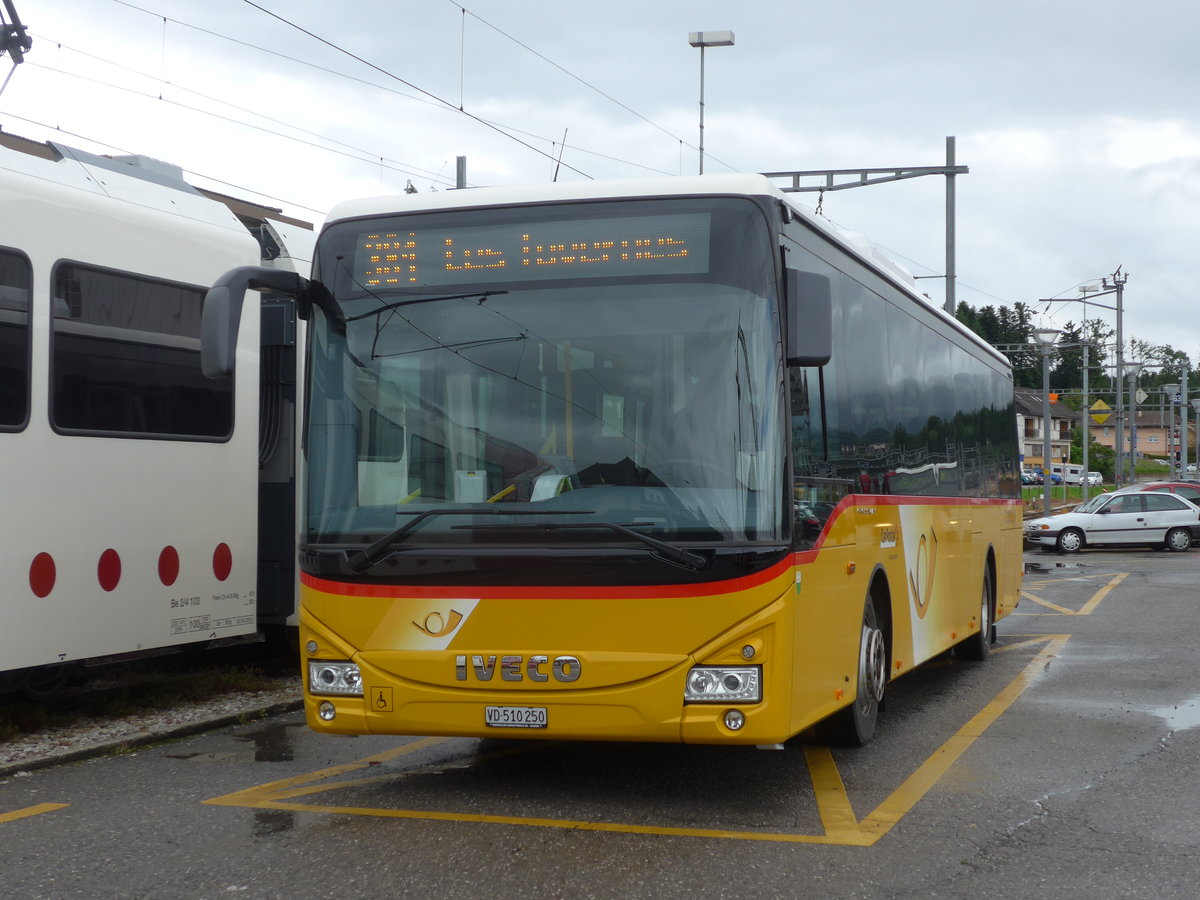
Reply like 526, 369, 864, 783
823, 599, 887, 746
1164, 527, 1192, 552
18, 664, 74, 700
1056, 528, 1085, 554
957, 569, 993, 661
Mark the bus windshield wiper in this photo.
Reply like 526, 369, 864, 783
345, 509, 707, 573
466, 520, 708, 572
344, 507, 592, 573
344, 289, 508, 323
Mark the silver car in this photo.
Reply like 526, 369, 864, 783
1024, 491, 1200, 553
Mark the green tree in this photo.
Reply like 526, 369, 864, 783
1071, 425, 1114, 482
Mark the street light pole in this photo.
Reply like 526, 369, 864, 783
688, 30, 734, 175
1102, 269, 1128, 485
1181, 365, 1190, 479
1191, 397, 1200, 479
1125, 361, 1144, 484
1033, 326, 1061, 516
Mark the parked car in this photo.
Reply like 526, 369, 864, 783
1020, 470, 1038, 485
1084, 471, 1103, 486
1024, 490, 1200, 553
1034, 472, 1062, 485
1114, 481, 1200, 505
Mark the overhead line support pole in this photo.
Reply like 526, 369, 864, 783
763, 136, 968, 315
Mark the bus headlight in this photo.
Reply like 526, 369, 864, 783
684, 666, 761, 703
308, 661, 364, 696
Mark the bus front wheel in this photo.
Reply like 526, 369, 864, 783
824, 599, 887, 746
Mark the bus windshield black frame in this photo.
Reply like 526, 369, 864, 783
303, 196, 789, 580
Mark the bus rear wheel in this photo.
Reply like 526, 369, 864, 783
824, 599, 887, 746
956, 568, 993, 661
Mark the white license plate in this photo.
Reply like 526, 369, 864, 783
484, 705, 547, 728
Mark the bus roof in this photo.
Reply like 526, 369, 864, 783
324, 173, 1009, 371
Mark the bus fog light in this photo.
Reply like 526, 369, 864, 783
318, 701, 336, 721
308, 661, 364, 696
684, 665, 761, 703
724, 710, 745, 731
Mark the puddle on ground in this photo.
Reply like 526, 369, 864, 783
233, 722, 304, 762
1146, 696, 1200, 732
1024, 561, 1084, 573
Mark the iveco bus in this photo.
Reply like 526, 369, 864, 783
203, 174, 1022, 746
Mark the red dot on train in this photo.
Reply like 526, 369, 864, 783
98, 548, 122, 592
158, 546, 180, 586
213, 543, 233, 581
29, 552, 56, 598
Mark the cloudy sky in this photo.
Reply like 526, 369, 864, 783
3, 0, 1198, 364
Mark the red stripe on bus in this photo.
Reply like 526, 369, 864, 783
302, 555, 795, 600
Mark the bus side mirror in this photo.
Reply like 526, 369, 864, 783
201, 266, 309, 378
786, 268, 832, 367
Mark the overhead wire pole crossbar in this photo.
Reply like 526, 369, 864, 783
763, 137, 968, 314
762, 165, 968, 193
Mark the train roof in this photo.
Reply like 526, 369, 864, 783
0, 131, 313, 265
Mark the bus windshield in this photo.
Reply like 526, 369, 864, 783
304, 197, 785, 552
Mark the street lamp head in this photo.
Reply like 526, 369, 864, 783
1124, 361, 1144, 377
689, 30, 735, 47
1032, 326, 1061, 347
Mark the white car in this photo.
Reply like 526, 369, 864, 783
1084, 471, 1103, 485
1024, 490, 1200, 553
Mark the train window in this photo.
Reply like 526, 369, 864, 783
49, 263, 233, 439
0, 248, 31, 430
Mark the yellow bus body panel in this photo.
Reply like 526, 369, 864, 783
301, 498, 1022, 745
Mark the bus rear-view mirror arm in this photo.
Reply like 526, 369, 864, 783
785, 268, 832, 367
201, 266, 311, 379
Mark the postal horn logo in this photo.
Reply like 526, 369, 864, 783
412, 609, 464, 638
907, 527, 938, 620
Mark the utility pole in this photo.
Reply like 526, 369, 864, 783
763, 136, 968, 314
1037, 277, 1124, 489
1, 0, 32, 96
1, 1, 31, 63
1103, 269, 1128, 486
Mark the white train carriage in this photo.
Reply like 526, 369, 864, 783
0, 135, 309, 692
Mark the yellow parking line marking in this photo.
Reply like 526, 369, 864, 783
1019, 590, 1077, 615
858, 635, 1068, 841
0, 803, 69, 824
203, 736, 445, 808
1017, 573, 1127, 616
1077, 572, 1128, 615
205, 636, 1068, 847
803, 744, 864, 841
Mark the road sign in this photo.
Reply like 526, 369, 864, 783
1090, 399, 1111, 425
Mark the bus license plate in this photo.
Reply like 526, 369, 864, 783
484, 706, 547, 728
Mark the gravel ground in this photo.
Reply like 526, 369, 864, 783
0, 676, 303, 777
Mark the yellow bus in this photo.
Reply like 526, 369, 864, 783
203, 174, 1023, 747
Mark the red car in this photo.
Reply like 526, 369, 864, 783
1114, 481, 1200, 505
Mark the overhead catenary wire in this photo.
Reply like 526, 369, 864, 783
21, 44, 456, 186
105, 0, 673, 178
239, 0, 594, 180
